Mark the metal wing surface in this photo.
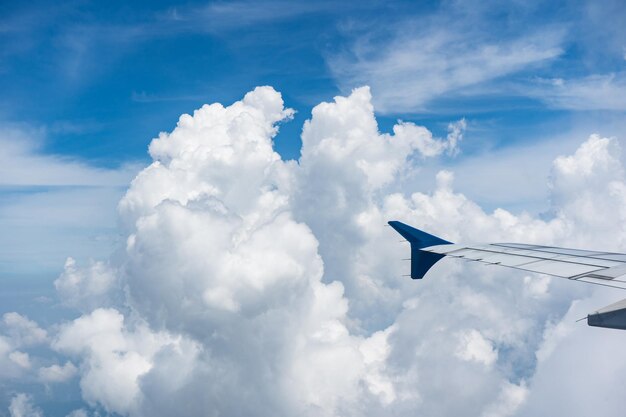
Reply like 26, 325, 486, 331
422, 242, 626, 290
388, 220, 626, 330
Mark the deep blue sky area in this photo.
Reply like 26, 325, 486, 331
5, 0, 623, 164
2, 0, 373, 162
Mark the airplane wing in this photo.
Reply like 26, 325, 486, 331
388, 220, 626, 330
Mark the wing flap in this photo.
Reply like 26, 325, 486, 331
475, 253, 541, 267
584, 264, 626, 278
424, 242, 626, 287
547, 255, 622, 268
576, 276, 626, 290
514, 259, 603, 278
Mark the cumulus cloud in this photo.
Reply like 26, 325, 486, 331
9, 393, 43, 417
65, 410, 89, 417
52, 308, 180, 416
455, 329, 498, 366
517, 288, 626, 417
8, 351, 31, 369
6, 86, 626, 417
2, 312, 47, 346
114, 86, 399, 416
38, 361, 78, 383
482, 381, 528, 417
0, 313, 46, 380
55, 258, 118, 311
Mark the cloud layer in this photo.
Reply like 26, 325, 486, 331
3, 86, 626, 416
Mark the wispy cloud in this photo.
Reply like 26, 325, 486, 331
527, 73, 626, 111
330, 24, 564, 113
131, 91, 207, 104
0, 125, 137, 274
164, 0, 333, 30
21, 1, 338, 86
0, 126, 139, 187
327, 0, 626, 114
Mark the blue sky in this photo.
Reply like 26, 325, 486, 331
0, 0, 624, 275
3, 0, 625, 278
2, 2, 626, 416
2, 0, 624, 164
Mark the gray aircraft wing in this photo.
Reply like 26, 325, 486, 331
388, 220, 626, 330
425, 242, 626, 290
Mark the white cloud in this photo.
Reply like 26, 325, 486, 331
9, 393, 43, 417
327, 2, 626, 113
0, 125, 139, 275
529, 73, 626, 111
2, 312, 47, 346
0, 333, 36, 379
66, 408, 89, 417
8, 351, 30, 369
0, 184, 127, 275
187, 0, 335, 30
0, 337, 16, 377
38, 361, 78, 383
114, 86, 398, 416
0, 126, 138, 187
287, 87, 626, 416
455, 329, 498, 366
444, 119, 466, 157
65, 410, 89, 417
330, 21, 563, 112
359, 325, 397, 404
296, 87, 459, 193
7, 86, 626, 417
52, 308, 176, 416
517, 288, 626, 417
523, 275, 551, 299
482, 381, 528, 417
54, 258, 118, 311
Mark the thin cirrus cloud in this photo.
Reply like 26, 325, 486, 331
326, 1, 626, 114
2, 1, 333, 89
527, 73, 626, 111
0, 126, 139, 187
329, 22, 565, 113
165, 0, 336, 29
0, 126, 139, 274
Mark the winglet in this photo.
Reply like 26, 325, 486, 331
388, 221, 453, 279
388, 221, 452, 248
587, 298, 626, 330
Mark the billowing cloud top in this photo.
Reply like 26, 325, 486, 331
3, 87, 626, 417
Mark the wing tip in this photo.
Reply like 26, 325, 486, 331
388, 221, 453, 279
387, 221, 452, 248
